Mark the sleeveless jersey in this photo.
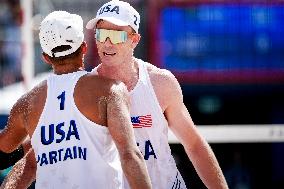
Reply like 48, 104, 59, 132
92, 59, 188, 189
30, 71, 123, 189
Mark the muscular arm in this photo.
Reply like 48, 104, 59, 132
154, 70, 228, 189
0, 149, 36, 189
107, 82, 152, 189
0, 97, 29, 153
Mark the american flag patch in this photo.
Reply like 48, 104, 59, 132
131, 115, 152, 128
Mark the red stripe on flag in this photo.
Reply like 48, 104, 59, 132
132, 115, 152, 128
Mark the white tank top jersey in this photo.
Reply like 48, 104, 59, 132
30, 71, 123, 189
92, 59, 188, 189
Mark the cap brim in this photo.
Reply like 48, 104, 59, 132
86, 18, 99, 29
86, 16, 129, 29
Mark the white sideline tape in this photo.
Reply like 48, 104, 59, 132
168, 124, 284, 143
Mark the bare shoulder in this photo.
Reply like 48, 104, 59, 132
79, 73, 128, 97
86, 75, 130, 127
11, 80, 47, 115
8, 80, 47, 134
145, 63, 182, 110
76, 73, 129, 114
74, 73, 129, 125
146, 63, 180, 89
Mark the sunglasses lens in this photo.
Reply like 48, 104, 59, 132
95, 29, 128, 44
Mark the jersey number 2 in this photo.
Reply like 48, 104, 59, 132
57, 91, 66, 110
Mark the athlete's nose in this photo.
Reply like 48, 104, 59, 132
104, 37, 114, 47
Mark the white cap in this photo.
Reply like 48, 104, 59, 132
86, 0, 140, 33
39, 11, 84, 58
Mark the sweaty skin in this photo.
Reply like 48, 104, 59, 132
97, 96, 108, 121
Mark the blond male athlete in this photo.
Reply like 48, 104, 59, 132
0, 10, 151, 189
87, 1, 228, 188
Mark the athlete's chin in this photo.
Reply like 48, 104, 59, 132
101, 57, 118, 66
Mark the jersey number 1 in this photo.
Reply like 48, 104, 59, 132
57, 91, 66, 110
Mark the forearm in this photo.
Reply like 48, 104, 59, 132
185, 138, 228, 189
0, 129, 27, 154
120, 150, 152, 189
0, 149, 36, 189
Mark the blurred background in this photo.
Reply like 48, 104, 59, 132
1, 0, 284, 188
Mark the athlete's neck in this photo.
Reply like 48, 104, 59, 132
53, 64, 84, 75
98, 57, 139, 91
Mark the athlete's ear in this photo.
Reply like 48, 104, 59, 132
131, 33, 140, 49
81, 41, 87, 55
41, 53, 52, 65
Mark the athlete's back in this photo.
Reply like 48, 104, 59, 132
30, 71, 123, 189
6, 70, 150, 189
